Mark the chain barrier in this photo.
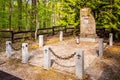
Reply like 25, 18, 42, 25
54, 60, 75, 68
10, 43, 22, 51
49, 48, 76, 60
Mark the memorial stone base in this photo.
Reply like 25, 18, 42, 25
80, 34, 98, 42
80, 37, 99, 42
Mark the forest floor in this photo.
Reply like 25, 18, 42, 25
0, 35, 120, 80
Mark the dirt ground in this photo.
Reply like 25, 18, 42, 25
0, 36, 120, 80
86, 45, 120, 80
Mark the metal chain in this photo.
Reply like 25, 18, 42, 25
10, 43, 22, 51
49, 48, 76, 60
54, 61, 75, 68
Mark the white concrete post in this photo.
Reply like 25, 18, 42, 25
39, 35, 44, 47
6, 41, 12, 58
76, 36, 80, 44
99, 38, 103, 57
44, 46, 51, 70
59, 31, 63, 41
22, 43, 28, 63
75, 50, 84, 79
109, 33, 113, 46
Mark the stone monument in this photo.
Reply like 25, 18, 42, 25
80, 8, 97, 42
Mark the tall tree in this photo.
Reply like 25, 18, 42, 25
29, 0, 36, 30
51, 0, 55, 26
2, 0, 6, 28
25, 0, 29, 30
9, 0, 12, 30
17, 0, 22, 31
35, 0, 39, 40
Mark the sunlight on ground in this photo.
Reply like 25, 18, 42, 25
29, 44, 39, 50
108, 46, 120, 53
6, 58, 22, 69
46, 38, 59, 45
35, 68, 77, 80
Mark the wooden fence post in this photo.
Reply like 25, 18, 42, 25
52, 26, 55, 35
11, 31, 14, 43
65, 26, 67, 33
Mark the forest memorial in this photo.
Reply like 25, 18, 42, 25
80, 8, 97, 42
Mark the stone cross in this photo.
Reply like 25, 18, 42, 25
39, 35, 44, 47
109, 33, 113, 46
6, 41, 12, 58
75, 50, 84, 79
44, 46, 51, 70
99, 38, 103, 57
22, 43, 28, 63
59, 31, 63, 41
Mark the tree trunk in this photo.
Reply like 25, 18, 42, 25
9, 0, 12, 30
25, 0, 29, 31
43, 0, 47, 28
17, 0, 22, 31
2, 0, 6, 28
35, 0, 39, 40
30, 0, 36, 30
52, 0, 55, 26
